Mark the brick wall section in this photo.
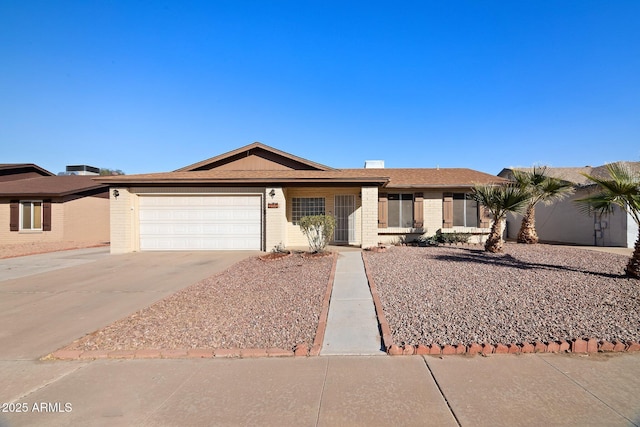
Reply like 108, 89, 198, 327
360, 186, 379, 248
265, 187, 287, 251
109, 187, 134, 254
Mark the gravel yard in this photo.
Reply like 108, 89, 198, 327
364, 244, 640, 347
66, 253, 334, 351
0, 241, 108, 259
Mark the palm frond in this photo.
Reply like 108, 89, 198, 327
576, 162, 640, 225
471, 184, 530, 219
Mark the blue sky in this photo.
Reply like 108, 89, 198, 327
2, 1, 638, 175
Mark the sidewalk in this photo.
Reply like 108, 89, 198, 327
1, 353, 638, 426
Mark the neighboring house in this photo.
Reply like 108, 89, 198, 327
0, 164, 110, 244
498, 162, 640, 248
98, 142, 503, 253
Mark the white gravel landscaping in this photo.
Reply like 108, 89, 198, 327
364, 244, 640, 347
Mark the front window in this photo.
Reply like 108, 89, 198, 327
292, 197, 325, 224
21, 201, 43, 230
388, 194, 413, 228
453, 193, 478, 227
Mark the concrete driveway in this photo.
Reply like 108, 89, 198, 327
0, 248, 256, 361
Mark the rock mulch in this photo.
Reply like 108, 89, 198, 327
363, 244, 640, 354
60, 253, 335, 356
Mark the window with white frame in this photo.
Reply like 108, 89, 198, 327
291, 197, 325, 224
388, 194, 414, 228
21, 201, 43, 230
453, 193, 479, 227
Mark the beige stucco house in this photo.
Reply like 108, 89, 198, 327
98, 143, 503, 254
0, 164, 110, 244
499, 162, 640, 248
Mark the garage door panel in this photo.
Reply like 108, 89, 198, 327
139, 196, 262, 251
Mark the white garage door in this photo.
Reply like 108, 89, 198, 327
139, 196, 262, 250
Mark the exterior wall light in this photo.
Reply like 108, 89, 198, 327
113, 189, 120, 199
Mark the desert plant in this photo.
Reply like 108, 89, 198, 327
436, 231, 472, 245
576, 163, 640, 279
298, 214, 336, 253
271, 242, 288, 253
512, 166, 574, 244
416, 235, 439, 247
470, 184, 530, 253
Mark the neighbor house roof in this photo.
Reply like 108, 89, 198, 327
0, 175, 107, 198
0, 163, 55, 182
499, 161, 640, 187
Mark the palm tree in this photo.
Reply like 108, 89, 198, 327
576, 163, 640, 279
511, 166, 574, 244
470, 184, 531, 253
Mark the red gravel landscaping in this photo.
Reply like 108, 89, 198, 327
363, 244, 640, 349
64, 253, 335, 352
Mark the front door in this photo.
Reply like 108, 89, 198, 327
334, 195, 356, 243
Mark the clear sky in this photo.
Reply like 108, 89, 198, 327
2, 1, 639, 175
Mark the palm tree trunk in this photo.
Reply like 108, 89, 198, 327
517, 205, 538, 244
625, 230, 640, 279
485, 217, 504, 253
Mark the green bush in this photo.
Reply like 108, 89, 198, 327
416, 236, 439, 246
436, 231, 471, 245
298, 215, 336, 253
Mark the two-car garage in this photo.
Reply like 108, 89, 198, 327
138, 195, 262, 251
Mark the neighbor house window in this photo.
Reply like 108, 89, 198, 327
291, 197, 325, 224
388, 194, 414, 228
21, 201, 43, 230
452, 193, 479, 227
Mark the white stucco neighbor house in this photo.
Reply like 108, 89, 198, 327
97, 142, 504, 253
499, 162, 640, 248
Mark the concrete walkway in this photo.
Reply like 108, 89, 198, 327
321, 251, 385, 355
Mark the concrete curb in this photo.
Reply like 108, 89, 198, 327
361, 251, 640, 357
44, 252, 340, 361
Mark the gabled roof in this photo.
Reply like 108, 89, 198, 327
0, 175, 107, 198
96, 143, 504, 188
176, 142, 335, 172
499, 161, 640, 187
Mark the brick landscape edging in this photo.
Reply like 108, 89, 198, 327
309, 251, 339, 356
361, 252, 640, 357
44, 251, 340, 361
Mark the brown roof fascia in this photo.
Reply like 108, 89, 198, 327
175, 142, 336, 172
95, 177, 389, 186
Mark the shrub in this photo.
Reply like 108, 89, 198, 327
416, 236, 439, 246
436, 231, 471, 245
298, 215, 336, 253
